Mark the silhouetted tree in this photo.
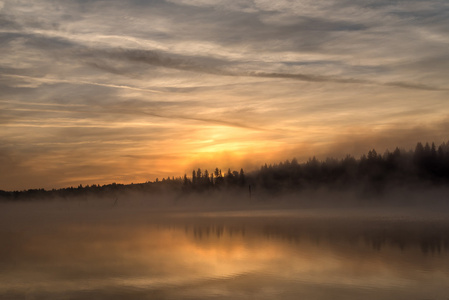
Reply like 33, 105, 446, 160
192, 170, 196, 184
5, 140, 449, 201
239, 168, 246, 186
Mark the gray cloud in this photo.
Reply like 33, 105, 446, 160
1, 0, 449, 189
0, 14, 22, 30
383, 81, 448, 91
100, 48, 230, 75
85, 47, 448, 91
2, 0, 448, 89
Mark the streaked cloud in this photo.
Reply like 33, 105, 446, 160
1, 0, 448, 190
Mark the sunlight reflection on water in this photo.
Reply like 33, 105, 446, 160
1, 202, 449, 299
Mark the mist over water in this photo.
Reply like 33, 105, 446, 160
2, 190, 449, 299
2, 0, 449, 298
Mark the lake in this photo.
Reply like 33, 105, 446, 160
1, 199, 449, 299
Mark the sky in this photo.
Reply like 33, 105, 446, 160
1, 0, 449, 190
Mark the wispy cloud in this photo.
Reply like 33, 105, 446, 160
1, 74, 164, 93
77, 47, 449, 91
1, 0, 449, 190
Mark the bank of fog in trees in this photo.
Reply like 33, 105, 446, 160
2, 141, 449, 200
179, 141, 449, 193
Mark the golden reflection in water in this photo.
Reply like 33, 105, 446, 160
1, 206, 449, 299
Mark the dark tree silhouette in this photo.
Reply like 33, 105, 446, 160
3, 140, 449, 201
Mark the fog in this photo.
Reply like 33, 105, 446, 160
2, 188, 449, 299
3, 185, 449, 220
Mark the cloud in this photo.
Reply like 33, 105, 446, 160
1, 0, 449, 190
100, 48, 230, 75
1, 74, 164, 93
322, 118, 449, 159
84, 47, 448, 91
384, 81, 448, 91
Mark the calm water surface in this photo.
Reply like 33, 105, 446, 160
1, 200, 449, 299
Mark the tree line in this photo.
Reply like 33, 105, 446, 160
2, 141, 449, 200
254, 141, 449, 192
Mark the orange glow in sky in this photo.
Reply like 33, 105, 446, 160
1, 1, 449, 190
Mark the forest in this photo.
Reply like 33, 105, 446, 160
2, 141, 449, 200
